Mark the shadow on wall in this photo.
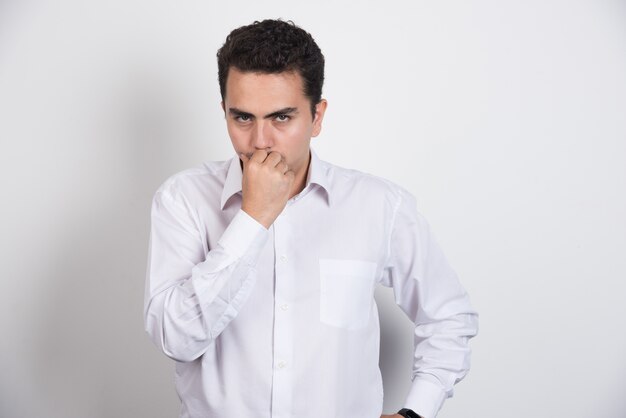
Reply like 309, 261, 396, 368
376, 286, 416, 412
29, 68, 202, 418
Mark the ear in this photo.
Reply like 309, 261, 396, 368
311, 99, 328, 137
221, 100, 225, 113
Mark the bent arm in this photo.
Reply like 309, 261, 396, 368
381, 189, 479, 418
144, 189, 268, 362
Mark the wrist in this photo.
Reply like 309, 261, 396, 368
241, 206, 274, 229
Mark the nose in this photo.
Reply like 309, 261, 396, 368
252, 120, 273, 150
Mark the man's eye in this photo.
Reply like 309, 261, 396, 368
236, 115, 251, 122
275, 115, 290, 122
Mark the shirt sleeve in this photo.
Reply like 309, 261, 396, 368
381, 188, 479, 418
143, 188, 269, 362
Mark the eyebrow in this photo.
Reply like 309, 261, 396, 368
228, 107, 298, 119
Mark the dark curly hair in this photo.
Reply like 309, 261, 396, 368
217, 19, 325, 118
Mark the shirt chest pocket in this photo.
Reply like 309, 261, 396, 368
319, 259, 378, 330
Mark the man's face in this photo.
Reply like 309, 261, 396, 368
221, 67, 327, 178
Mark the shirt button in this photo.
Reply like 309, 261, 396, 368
280, 303, 289, 311
279, 254, 288, 262
277, 361, 287, 369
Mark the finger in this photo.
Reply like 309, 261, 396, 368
239, 153, 249, 163
250, 149, 269, 163
276, 161, 289, 174
265, 151, 283, 166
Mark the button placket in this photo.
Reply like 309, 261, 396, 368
270, 212, 294, 417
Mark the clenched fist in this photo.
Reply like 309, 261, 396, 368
240, 149, 295, 229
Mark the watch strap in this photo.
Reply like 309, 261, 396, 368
397, 408, 421, 418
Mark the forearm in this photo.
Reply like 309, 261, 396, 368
405, 311, 479, 418
144, 206, 268, 362
144, 250, 258, 361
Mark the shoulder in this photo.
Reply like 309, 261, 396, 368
153, 159, 231, 204
324, 159, 416, 208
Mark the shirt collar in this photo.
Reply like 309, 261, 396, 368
306, 147, 332, 206
220, 147, 331, 210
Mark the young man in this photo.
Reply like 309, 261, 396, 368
144, 19, 478, 418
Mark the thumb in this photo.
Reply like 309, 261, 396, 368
239, 152, 249, 163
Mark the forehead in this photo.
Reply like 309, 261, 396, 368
225, 67, 307, 107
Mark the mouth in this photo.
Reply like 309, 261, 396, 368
242, 148, 271, 159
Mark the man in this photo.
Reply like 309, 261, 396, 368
144, 19, 478, 418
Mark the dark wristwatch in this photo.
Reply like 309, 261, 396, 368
397, 408, 422, 418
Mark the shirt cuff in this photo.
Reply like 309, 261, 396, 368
403, 377, 447, 418
217, 209, 269, 264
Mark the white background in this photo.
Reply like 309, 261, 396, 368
1, 1, 625, 417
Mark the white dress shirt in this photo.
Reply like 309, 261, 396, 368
144, 147, 478, 418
